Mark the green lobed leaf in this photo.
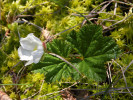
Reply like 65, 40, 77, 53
66, 24, 121, 81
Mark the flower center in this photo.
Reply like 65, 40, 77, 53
33, 45, 38, 51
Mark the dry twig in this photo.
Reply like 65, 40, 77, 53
23, 80, 45, 99
113, 60, 133, 96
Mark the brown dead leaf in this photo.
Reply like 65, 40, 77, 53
5, 29, 10, 37
61, 89, 89, 100
0, 91, 12, 100
41, 28, 50, 40
6, 12, 17, 24
61, 89, 76, 100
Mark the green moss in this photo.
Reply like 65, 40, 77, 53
2, 75, 13, 91
0, 0, 133, 99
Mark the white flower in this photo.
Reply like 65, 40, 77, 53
18, 33, 44, 66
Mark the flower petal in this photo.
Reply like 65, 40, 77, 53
20, 33, 42, 50
18, 46, 33, 61
25, 59, 33, 66
29, 33, 42, 45
37, 45, 44, 51
32, 50, 44, 63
